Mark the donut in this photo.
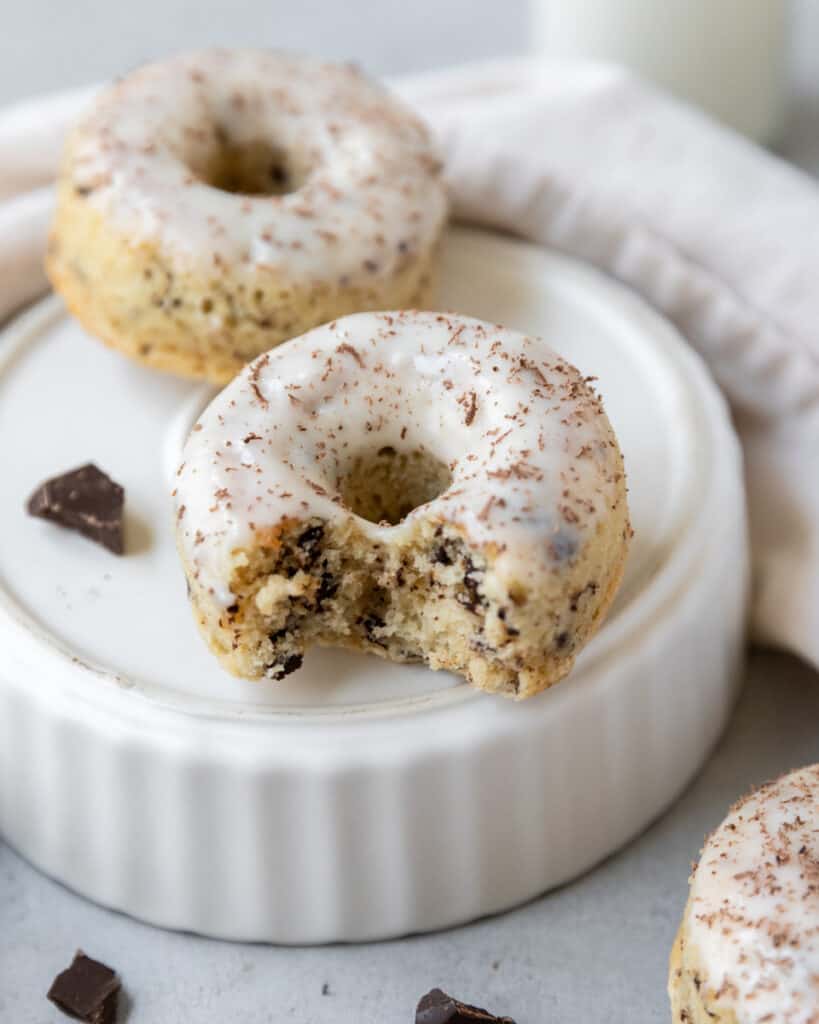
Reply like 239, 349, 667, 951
173, 310, 630, 698
46, 50, 448, 383
669, 764, 819, 1024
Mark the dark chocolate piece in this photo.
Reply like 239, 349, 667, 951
416, 988, 516, 1024
47, 951, 120, 1024
27, 464, 124, 554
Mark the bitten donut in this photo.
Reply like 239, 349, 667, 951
47, 50, 448, 383
174, 311, 630, 698
670, 764, 819, 1024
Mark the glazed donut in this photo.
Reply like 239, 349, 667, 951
47, 50, 448, 383
174, 310, 630, 698
670, 764, 819, 1024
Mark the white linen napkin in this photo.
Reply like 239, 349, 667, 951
1, 61, 817, 668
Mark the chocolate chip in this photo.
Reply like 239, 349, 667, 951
548, 530, 578, 562
358, 612, 387, 647
569, 580, 598, 612
269, 163, 288, 186
297, 523, 324, 559
271, 653, 303, 680
458, 561, 484, 614
27, 464, 124, 554
433, 545, 452, 566
416, 988, 516, 1024
555, 631, 570, 650
47, 951, 120, 1024
315, 571, 338, 608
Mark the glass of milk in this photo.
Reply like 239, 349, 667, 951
530, 0, 789, 144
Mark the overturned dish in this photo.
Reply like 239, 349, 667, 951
0, 229, 747, 942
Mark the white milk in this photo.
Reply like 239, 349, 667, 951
530, 0, 789, 143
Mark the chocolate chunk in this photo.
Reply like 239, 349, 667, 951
416, 988, 516, 1024
27, 464, 124, 554
47, 951, 120, 1024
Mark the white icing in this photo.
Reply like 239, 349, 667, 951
174, 311, 625, 606
68, 49, 447, 285
687, 764, 819, 1023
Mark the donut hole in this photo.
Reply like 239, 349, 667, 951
338, 446, 452, 526
204, 137, 307, 196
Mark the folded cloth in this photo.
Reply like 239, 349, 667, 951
1, 60, 817, 667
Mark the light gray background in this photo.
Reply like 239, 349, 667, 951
2, 3, 819, 1022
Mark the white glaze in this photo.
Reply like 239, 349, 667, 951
687, 764, 819, 1023
67, 50, 447, 286
175, 310, 625, 607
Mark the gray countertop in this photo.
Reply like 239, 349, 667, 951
3, 3, 819, 1022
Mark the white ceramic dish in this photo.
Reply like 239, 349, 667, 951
0, 226, 748, 943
